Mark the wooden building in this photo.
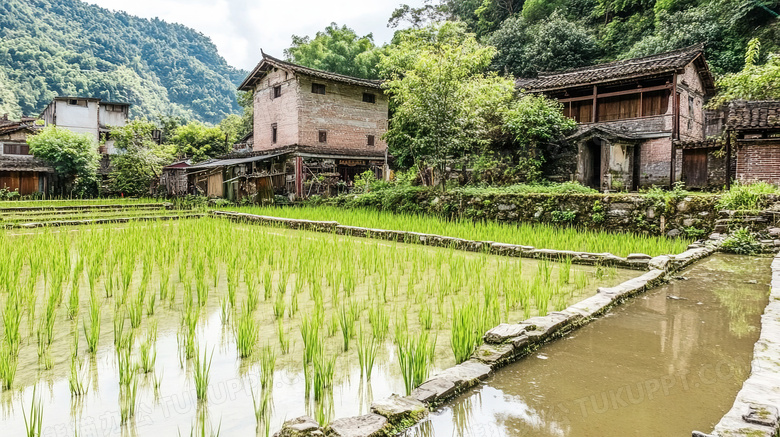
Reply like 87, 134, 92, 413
0, 117, 54, 196
518, 44, 715, 190
234, 53, 388, 198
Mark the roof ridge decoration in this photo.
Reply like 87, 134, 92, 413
518, 43, 712, 93
239, 52, 383, 91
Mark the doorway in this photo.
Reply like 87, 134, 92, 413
581, 139, 602, 189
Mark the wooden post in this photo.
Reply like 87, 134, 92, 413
725, 130, 732, 190
295, 156, 303, 198
670, 74, 678, 188
591, 85, 597, 123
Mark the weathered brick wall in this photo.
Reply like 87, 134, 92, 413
639, 137, 674, 186
253, 69, 300, 150
737, 141, 780, 184
677, 63, 706, 141
297, 75, 388, 152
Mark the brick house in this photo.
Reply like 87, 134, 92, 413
518, 44, 715, 190
187, 52, 389, 199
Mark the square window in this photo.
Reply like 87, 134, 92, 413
363, 93, 376, 104
318, 130, 327, 143
273, 85, 282, 99
312, 83, 326, 95
272, 124, 278, 143
367, 135, 375, 147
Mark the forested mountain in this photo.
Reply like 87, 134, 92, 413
390, 0, 779, 78
0, 0, 246, 123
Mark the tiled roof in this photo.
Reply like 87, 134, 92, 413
518, 44, 711, 92
727, 100, 780, 130
0, 155, 54, 172
239, 52, 383, 91
0, 121, 38, 136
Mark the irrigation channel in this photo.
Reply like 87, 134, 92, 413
0, 219, 637, 436
404, 253, 770, 437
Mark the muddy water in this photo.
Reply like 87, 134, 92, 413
0, 223, 636, 437
405, 254, 771, 437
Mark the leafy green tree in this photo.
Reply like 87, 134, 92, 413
522, 0, 567, 22
490, 12, 600, 77
285, 23, 384, 79
171, 122, 229, 163
388, 0, 452, 28
27, 126, 98, 196
107, 119, 175, 196
709, 38, 780, 108
381, 22, 511, 187
504, 94, 577, 180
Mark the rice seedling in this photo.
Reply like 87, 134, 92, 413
0, 344, 18, 389
272, 292, 285, 319
397, 331, 436, 395
220, 296, 230, 325
368, 304, 389, 341
259, 345, 276, 389
325, 313, 339, 337
138, 323, 157, 374
66, 281, 80, 320
338, 305, 355, 351
3, 290, 22, 355
119, 376, 138, 424
84, 291, 101, 354
146, 290, 157, 316
276, 319, 289, 354
128, 291, 143, 329
235, 302, 258, 358
356, 327, 378, 380
251, 387, 272, 435
450, 299, 482, 364
193, 345, 214, 401
419, 306, 433, 330
69, 356, 89, 397
312, 350, 336, 401
300, 313, 321, 364
23, 386, 43, 437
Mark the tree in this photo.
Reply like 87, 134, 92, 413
107, 119, 175, 196
381, 22, 512, 187
171, 122, 229, 163
489, 12, 600, 78
504, 94, 577, 180
284, 23, 384, 79
27, 126, 98, 196
709, 38, 780, 108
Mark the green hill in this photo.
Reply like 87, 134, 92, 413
0, 0, 246, 123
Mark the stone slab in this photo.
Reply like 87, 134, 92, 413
324, 414, 387, 437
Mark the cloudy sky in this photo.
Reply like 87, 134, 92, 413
82, 0, 425, 71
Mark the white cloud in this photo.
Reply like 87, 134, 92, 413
82, 0, 425, 71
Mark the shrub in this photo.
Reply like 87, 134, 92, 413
721, 228, 762, 255
717, 181, 778, 211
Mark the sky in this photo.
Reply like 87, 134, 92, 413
82, 0, 426, 71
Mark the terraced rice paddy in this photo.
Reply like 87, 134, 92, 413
228, 205, 691, 257
0, 202, 201, 227
0, 217, 635, 435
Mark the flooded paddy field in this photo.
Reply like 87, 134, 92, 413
405, 254, 770, 437
0, 218, 636, 436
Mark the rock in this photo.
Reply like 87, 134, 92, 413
683, 218, 696, 227
370, 395, 427, 427
760, 239, 774, 245
509, 334, 531, 349
473, 343, 516, 366
497, 204, 516, 211
769, 227, 780, 238
324, 414, 387, 437
484, 323, 528, 344
742, 404, 779, 428
709, 233, 722, 240
677, 200, 690, 212
626, 253, 651, 261
436, 359, 492, 386
411, 378, 456, 404
691, 432, 712, 437
667, 229, 682, 238
646, 207, 656, 219
648, 256, 670, 270
275, 416, 324, 437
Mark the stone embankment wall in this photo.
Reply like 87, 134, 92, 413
328, 190, 725, 238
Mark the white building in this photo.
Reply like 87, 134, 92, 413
40, 97, 130, 154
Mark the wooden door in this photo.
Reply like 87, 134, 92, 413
683, 149, 708, 188
19, 172, 38, 195
207, 173, 223, 197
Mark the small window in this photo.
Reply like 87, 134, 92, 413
273, 85, 282, 99
363, 93, 376, 104
3, 144, 29, 155
312, 83, 326, 95
367, 135, 375, 147
68, 99, 87, 107
318, 130, 327, 143
272, 124, 278, 143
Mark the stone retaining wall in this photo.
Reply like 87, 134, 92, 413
0, 202, 172, 212
212, 210, 665, 270
699, 253, 780, 437
2, 213, 205, 229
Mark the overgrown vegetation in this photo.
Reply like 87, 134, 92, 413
721, 227, 763, 255
717, 181, 779, 211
